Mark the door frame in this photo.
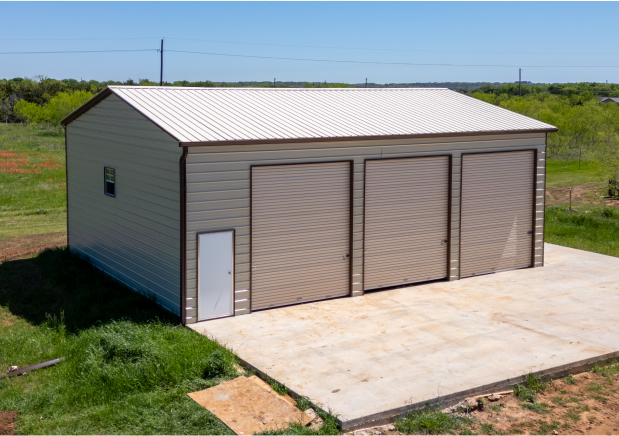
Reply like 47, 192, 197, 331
249, 160, 354, 313
458, 149, 538, 279
362, 154, 453, 292
196, 229, 236, 322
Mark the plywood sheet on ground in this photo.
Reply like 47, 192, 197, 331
188, 376, 311, 435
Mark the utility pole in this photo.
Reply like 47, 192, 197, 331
274, 78, 276, 88
160, 39, 164, 86
365, 78, 368, 88
519, 68, 521, 97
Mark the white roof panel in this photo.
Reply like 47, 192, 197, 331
102, 86, 556, 144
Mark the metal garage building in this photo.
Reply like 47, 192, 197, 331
61, 86, 557, 325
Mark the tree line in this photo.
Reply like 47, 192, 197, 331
464, 83, 619, 183
2, 76, 619, 183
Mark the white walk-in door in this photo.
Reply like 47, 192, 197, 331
364, 156, 450, 290
198, 230, 234, 321
251, 162, 351, 310
460, 150, 534, 278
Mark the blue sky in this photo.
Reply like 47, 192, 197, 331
2, 2, 619, 84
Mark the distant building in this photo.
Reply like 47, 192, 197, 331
599, 97, 619, 105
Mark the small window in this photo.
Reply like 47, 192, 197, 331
104, 167, 116, 197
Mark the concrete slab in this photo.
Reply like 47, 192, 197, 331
189, 244, 619, 429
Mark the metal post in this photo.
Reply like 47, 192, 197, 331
519, 68, 521, 97
365, 78, 368, 88
160, 39, 164, 86
274, 78, 276, 88
570, 188, 572, 211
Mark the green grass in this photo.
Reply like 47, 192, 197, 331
0, 124, 66, 240
566, 405, 590, 422
545, 160, 601, 189
519, 402, 550, 414
537, 420, 560, 435
545, 206, 619, 257
0, 247, 338, 434
395, 407, 472, 435
551, 396, 567, 406
513, 373, 548, 403
564, 375, 578, 385
0, 248, 240, 434
592, 361, 619, 378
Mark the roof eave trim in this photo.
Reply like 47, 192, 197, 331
60, 87, 113, 127
179, 128, 558, 147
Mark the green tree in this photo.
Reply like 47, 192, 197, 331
14, 90, 93, 126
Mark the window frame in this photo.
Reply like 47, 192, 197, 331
104, 166, 116, 197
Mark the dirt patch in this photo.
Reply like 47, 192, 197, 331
468, 371, 619, 435
347, 371, 619, 435
0, 411, 17, 436
546, 184, 619, 207
0, 231, 66, 262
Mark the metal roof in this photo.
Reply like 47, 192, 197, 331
63, 86, 557, 144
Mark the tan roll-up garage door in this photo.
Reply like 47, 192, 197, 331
364, 156, 450, 290
460, 150, 535, 278
251, 162, 351, 310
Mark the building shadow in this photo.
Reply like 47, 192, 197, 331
0, 247, 179, 332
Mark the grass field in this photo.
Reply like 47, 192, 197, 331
545, 205, 619, 258
0, 124, 66, 240
545, 160, 601, 189
544, 159, 619, 258
0, 248, 338, 435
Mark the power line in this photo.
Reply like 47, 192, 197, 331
2, 46, 619, 69
1, 35, 617, 56
166, 49, 619, 68
0, 49, 156, 54
0, 37, 160, 41
165, 37, 619, 56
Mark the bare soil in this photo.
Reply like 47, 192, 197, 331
546, 184, 619, 207
0, 231, 66, 262
0, 411, 17, 436
348, 371, 619, 435
469, 371, 619, 435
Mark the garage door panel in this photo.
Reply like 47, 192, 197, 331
251, 162, 350, 310
364, 156, 450, 291
460, 151, 534, 278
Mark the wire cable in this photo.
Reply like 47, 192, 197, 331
166, 49, 619, 68
0, 49, 157, 54
166, 37, 619, 56
0, 37, 160, 41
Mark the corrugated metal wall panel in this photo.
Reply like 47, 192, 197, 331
459, 150, 535, 278
250, 162, 350, 310
67, 94, 182, 315
184, 133, 546, 323
364, 157, 449, 290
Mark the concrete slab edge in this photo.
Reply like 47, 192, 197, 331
340, 350, 619, 431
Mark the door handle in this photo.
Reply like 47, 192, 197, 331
527, 231, 533, 235
441, 239, 448, 245
343, 253, 350, 260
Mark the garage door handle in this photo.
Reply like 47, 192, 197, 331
343, 253, 350, 259
441, 239, 448, 245
527, 231, 533, 235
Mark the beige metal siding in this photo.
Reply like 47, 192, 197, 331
184, 133, 546, 323
66, 94, 182, 315
364, 157, 449, 290
460, 151, 535, 278
250, 162, 350, 310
